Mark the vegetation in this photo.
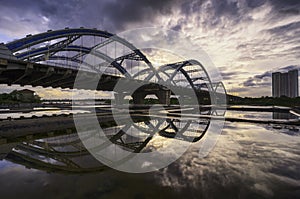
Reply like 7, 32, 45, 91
228, 96, 300, 107
0, 90, 41, 104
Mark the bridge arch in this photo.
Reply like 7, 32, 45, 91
4, 28, 225, 105
5, 28, 153, 78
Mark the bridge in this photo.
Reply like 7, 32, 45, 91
0, 28, 226, 105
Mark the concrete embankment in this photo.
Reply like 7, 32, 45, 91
0, 112, 141, 143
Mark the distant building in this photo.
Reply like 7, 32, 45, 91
288, 70, 299, 98
272, 70, 298, 98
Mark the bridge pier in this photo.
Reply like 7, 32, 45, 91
115, 84, 171, 105
132, 92, 146, 104
157, 89, 171, 105
132, 89, 171, 105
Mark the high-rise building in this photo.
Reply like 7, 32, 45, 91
272, 69, 299, 98
281, 72, 289, 97
272, 72, 281, 97
288, 70, 299, 98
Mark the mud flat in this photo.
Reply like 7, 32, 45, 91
0, 112, 137, 142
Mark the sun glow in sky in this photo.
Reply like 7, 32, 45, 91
0, 0, 299, 98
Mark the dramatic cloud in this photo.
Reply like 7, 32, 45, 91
0, 0, 299, 97
0, 0, 179, 35
243, 71, 272, 87
242, 65, 300, 92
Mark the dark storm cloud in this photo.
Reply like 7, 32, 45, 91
1, 0, 299, 34
266, 21, 300, 35
250, 71, 272, 79
0, 0, 299, 98
242, 65, 300, 87
246, 0, 267, 9
269, 0, 300, 15
243, 80, 271, 87
221, 72, 239, 80
180, 0, 239, 16
180, 0, 300, 27
279, 8, 299, 15
266, 0, 300, 32
221, 71, 249, 80
243, 73, 271, 87
99, 0, 175, 30
0, 0, 178, 33
246, 0, 300, 17
278, 65, 300, 72
178, 0, 244, 28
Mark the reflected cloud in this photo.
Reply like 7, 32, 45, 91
155, 122, 300, 198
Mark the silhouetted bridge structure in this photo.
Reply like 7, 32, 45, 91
0, 28, 226, 105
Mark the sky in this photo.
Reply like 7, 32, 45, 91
0, 0, 299, 98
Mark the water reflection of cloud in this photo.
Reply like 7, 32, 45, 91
155, 122, 300, 198
0, 121, 299, 198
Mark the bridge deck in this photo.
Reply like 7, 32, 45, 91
0, 58, 121, 91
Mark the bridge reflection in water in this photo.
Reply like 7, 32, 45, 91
0, 106, 223, 174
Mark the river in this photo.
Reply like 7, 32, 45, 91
0, 106, 299, 199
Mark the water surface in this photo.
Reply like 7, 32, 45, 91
0, 109, 299, 199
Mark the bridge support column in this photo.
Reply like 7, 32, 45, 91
157, 90, 171, 105
132, 89, 171, 105
132, 92, 146, 104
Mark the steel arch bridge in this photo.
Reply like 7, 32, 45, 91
0, 28, 227, 172
3, 27, 226, 104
